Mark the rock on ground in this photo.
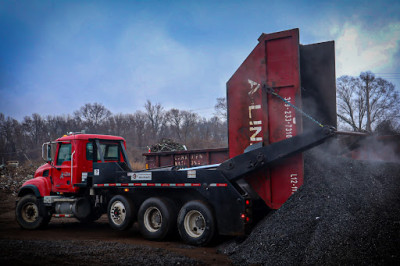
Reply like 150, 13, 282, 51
220, 149, 400, 265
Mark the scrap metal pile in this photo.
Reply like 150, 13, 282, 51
149, 138, 186, 152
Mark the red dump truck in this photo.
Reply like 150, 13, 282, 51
15, 29, 337, 245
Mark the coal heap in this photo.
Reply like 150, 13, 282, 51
220, 149, 400, 265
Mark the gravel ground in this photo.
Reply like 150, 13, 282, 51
219, 149, 400, 265
0, 191, 229, 265
0, 239, 201, 265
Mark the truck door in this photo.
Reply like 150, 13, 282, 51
52, 141, 77, 193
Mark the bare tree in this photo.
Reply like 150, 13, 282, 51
74, 103, 112, 132
46, 115, 80, 139
131, 111, 147, 148
0, 114, 23, 161
22, 113, 46, 145
166, 108, 183, 141
106, 113, 131, 136
214, 97, 227, 120
181, 111, 198, 145
337, 72, 400, 132
144, 100, 166, 139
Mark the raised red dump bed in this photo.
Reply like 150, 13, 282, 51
227, 28, 336, 209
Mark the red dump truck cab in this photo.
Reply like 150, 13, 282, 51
19, 133, 127, 197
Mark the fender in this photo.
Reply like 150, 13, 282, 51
17, 184, 41, 197
18, 177, 52, 197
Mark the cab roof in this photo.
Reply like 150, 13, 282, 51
56, 134, 125, 142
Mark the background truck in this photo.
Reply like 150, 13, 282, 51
15, 28, 338, 246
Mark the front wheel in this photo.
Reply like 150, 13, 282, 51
177, 201, 215, 246
107, 195, 135, 230
16, 194, 50, 230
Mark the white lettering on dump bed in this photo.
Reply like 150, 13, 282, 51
248, 80, 263, 144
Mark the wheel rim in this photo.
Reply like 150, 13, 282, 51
144, 207, 162, 232
21, 202, 39, 223
184, 210, 205, 238
110, 201, 126, 225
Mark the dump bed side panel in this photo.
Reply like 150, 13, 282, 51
227, 29, 303, 209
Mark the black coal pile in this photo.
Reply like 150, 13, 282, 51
219, 149, 400, 265
150, 138, 186, 152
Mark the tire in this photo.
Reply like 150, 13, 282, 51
177, 200, 215, 246
77, 208, 103, 223
138, 198, 177, 240
107, 195, 135, 230
16, 194, 50, 230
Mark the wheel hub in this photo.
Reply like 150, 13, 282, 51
195, 216, 205, 229
22, 203, 39, 223
184, 210, 206, 238
110, 201, 126, 225
151, 211, 161, 225
144, 207, 162, 232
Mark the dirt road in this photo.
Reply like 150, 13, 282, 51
0, 192, 231, 265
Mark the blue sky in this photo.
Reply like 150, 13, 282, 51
1, 0, 399, 120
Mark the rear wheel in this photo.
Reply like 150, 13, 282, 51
16, 194, 50, 230
177, 201, 215, 246
107, 195, 134, 230
138, 198, 176, 240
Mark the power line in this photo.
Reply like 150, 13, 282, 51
189, 107, 214, 112
373, 73, 400, 80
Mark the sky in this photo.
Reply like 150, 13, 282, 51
1, 0, 399, 120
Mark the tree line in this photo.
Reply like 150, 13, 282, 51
0, 100, 228, 165
1, 71, 399, 165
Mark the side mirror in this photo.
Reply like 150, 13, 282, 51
42, 142, 52, 163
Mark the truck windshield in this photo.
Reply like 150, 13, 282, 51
86, 142, 120, 161
56, 143, 72, 165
